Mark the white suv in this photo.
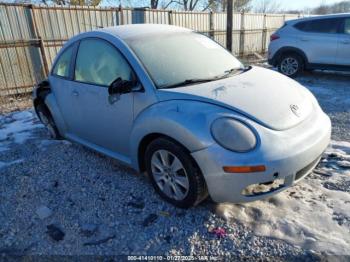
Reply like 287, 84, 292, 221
268, 14, 350, 77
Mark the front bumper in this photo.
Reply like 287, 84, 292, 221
191, 108, 331, 203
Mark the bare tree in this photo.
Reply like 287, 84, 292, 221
37, 0, 102, 5
70, 0, 101, 5
254, 0, 281, 13
234, 0, 252, 12
177, 0, 204, 11
160, 0, 216, 11
210, 0, 252, 12
312, 0, 350, 14
150, 0, 159, 8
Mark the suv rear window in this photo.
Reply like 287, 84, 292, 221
295, 18, 341, 34
344, 18, 350, 34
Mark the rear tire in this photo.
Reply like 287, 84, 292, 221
36, 104, 61, 140
145, 138, 208, 208
278, 53, 304, 78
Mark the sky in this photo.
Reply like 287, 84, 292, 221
265, 0, 348, 10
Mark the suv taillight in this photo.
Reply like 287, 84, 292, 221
270, 34, 280, 41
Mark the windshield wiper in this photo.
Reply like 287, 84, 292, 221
159, 78, 219, 89
220, 67, 249, 78
158, 67, 250, 89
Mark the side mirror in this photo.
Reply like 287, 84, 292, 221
108, 78, 134, 96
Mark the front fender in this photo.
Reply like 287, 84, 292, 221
129, 100, 232, 171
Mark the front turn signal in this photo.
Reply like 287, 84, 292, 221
223, 165, 266, 173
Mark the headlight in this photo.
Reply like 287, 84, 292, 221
211, 118, 257, 152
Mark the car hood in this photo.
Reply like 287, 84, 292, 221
156, 66, 314, 131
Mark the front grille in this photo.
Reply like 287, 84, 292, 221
295, 156, 321, 181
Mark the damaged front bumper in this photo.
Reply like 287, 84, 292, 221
191, 108, 331, 203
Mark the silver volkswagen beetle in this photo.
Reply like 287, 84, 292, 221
33, 24, 331, 208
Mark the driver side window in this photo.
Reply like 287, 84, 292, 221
74, 38, 133, 86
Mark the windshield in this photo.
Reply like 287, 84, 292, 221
126, 32, 244, 89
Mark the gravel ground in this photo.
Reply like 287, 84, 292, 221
0, 71, 349, 259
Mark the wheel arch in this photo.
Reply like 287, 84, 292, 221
129, 101, 218, 173
33, 97, 45, 115
274, 47, 309, 67
137, 133, 195, 173
37, 92, 68, 136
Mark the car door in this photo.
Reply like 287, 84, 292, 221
49, 42, 79, 136
67, 38, 136, 161
294, 18, 341, 65
336, 17, 350, 66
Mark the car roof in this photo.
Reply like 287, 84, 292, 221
97, 24, 193, 40
287, 13, 350, 24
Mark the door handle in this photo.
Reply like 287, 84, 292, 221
341, 40, 350, 44
72, 90, 79, 97
300, 38, 309, 42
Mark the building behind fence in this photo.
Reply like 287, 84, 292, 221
0, 2, 301, 96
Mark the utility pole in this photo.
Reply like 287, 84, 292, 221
226, 0, 233, 52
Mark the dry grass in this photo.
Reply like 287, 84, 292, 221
0, 94, 33, 115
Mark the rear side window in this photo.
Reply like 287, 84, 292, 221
295, 18, 341, 34
52, 45, 74, 78
344, 18, 350, 34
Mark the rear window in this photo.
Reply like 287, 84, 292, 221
295, 18, 341, 34
52, 45, 74, 78
344, 18, 350, 34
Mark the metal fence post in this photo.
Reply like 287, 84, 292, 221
38, 36, 49, 77
262, 14, 267, 53
28, 4, 48, 80
168, 10, 173, 25
209, 11, 214, 39
239, 12, 245, 56
226, 0, 233, 52
119, 6, 124, 25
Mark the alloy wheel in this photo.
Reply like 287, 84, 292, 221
150, 149, 190, 201
280, 57, 299, 76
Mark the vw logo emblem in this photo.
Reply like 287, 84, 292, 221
290, 104, 300, 117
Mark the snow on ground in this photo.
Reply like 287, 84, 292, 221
0, 110, 42, 149
215, 140, 350, 254
0, 72, 349, 256
212, 70, 350, 255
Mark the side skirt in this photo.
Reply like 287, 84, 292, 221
64, 133, 133, 167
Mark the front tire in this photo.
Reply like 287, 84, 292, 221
278, 53, 303, 78
36, 104, 61, 140
145, 138, 208, 208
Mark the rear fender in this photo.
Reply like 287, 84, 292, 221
33, 80, 68, 135
44, 93, 68, 136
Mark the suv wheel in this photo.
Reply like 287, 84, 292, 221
36, 104, 61, 140
278, 53, 303, 78
145, 138, 208, 208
